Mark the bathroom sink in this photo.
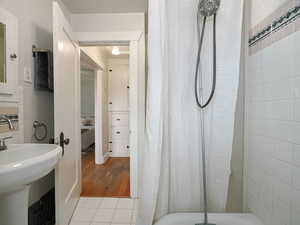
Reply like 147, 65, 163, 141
0, 144, 62, 194
0, 144, 62, 225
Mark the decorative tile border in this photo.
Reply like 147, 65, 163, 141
249, 1, 300, 54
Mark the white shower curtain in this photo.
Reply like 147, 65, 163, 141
137, 0, 244, 225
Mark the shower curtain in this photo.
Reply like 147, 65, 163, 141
137, 0, 244, 224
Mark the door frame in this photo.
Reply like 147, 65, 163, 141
76, 31, 145, 198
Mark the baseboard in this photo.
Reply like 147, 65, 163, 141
110, 153, 130, 157
103, 151, 110, 163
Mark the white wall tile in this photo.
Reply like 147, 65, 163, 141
293, 145, 300, 167
265, 100, 293, 121
291, 123, 300, 144
292, 166, 300, 190
246, 8, 300, 223
292, 77, 300, 98
262, 36, 295, 82
291, 210, 300, 225
271, 199, 291, 225
293, 99, 300, 122
274, 141, 293, 163
273, 182, 292, 205
273, 159, 292, 185
264, 79, 292, 100
293, 100, 300, 121
292, 189, 300, 212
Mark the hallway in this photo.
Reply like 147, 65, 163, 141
81, 152, 130, 197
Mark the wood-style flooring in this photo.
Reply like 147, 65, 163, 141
81, 151, 130, 197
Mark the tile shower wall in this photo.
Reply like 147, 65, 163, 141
245, 1, 300, 225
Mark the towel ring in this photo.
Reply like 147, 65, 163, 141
33, 121, 48, 141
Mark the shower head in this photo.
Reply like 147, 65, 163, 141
198, 0, 220, 17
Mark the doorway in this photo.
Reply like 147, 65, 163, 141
80, 45, 131, 197
53, 3, 145, 224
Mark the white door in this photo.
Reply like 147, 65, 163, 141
108, 64, 129, 111
53, 2, 81, 225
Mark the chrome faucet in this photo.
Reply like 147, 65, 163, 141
0, 115, 15, 151
0, 136, 12, 151
0, 115, 15, 130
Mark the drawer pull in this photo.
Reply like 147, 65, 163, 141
116, 131, 121, 134
116, 118, 121, 121
109, 102, 113, 105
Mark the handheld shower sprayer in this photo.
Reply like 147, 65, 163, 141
198, 0, 220, 16
195, 1, 220, 225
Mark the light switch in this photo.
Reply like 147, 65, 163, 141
24, 67, 32, 83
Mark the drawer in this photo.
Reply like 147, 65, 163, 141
110, 126, 129, 140
109, 141, 130, 157
111, 113, 129, 126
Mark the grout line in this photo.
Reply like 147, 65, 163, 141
111, 199, 119, 224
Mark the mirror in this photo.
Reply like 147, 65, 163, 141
0, 22, 6, 83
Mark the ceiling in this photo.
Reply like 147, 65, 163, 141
62, 0, 148, 13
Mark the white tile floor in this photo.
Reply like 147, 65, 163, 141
69, 198, 138, 225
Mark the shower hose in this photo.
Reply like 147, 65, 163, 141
194, 12, 217, 225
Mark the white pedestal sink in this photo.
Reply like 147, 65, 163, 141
0, 144, 62, 225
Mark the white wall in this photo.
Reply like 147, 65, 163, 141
1, 0, 54, 144
72, 13, 145, 32
245, 1, 300, 224
61, 0, 147, 14
0, 0, 54, 206
81, 46, 108, 69
81, 47, 110, 157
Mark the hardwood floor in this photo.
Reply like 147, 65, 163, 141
81, 151, 130, 197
